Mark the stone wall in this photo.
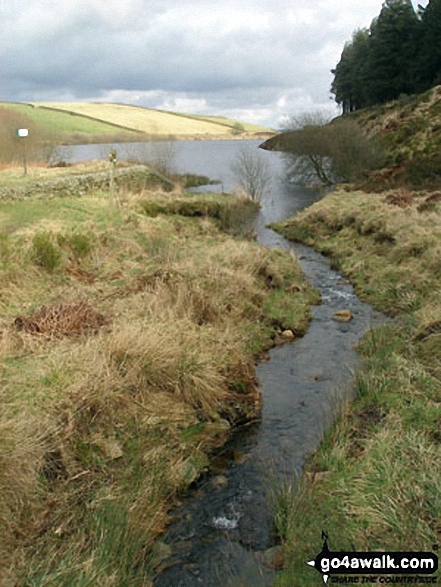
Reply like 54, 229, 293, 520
0, 165, 175, 201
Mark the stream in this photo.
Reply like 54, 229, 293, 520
150, 153, 383, 586
61, 140, 383, 585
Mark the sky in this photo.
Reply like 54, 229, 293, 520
0, 0, 428, 129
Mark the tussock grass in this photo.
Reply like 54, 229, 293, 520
271, 189, 441, 584
0, 168, 317, 585
273, 189, 441, 314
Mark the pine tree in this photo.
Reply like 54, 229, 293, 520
364, 0, 421, 104
331, 30, 370, 112
419, 0, 441, 88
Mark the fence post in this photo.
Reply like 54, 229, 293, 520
108, 149, 119, 209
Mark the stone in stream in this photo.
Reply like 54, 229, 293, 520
212, 475, 229, 490
333, 310, 354, 322
281, 329, 295, 340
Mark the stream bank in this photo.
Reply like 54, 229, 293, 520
152, 188, 384, 586
268, 190, 441, 582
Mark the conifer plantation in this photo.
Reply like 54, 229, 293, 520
331, 0, 441, 112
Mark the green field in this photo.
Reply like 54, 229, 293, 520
0, 103, 142, 143
31, 102, 274, 139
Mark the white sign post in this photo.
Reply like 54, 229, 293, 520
18, 129, 29, 176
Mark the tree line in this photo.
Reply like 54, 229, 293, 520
331, 0, 441, 113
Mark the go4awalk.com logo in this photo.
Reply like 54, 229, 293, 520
307, 532, 439, 584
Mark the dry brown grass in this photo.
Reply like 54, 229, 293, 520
0, 417, 55, 572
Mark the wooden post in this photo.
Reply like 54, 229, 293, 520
109, 149, 118, 208
18, 129, 29, 176
23, 136, 27, 176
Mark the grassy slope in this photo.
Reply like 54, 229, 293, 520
33, 102, 274, 138
0, 103, 141, 143
271, 190, 441, 584
348, 85, 441, 158
0, 166, 318, 586
117, 104, 272, 133
348, 85, 441, 189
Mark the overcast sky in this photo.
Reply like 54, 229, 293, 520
0, 0, 427, 129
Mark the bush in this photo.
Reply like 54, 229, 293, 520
57, 232, 94, 259
31, 233, 61, 272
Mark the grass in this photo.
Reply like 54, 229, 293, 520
0, 102, 274, 150
0, 160, 111, 187
33, 102, 273, 138
270, 188, 441, 584
0, 162, 317, 585
1, 103, 138, 137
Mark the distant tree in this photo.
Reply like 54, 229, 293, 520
331, 0, 431, 111
331, 29, 371, 113
231, 122, 245, 135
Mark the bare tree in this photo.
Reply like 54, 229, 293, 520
230, 145, 272, 201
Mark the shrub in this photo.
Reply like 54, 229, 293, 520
57, 232, 94, 259
31, 232, 61, 272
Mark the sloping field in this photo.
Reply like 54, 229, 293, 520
0, 102, 141, 141
33, 102, 273, 138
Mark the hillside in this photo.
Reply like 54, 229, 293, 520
347, 85, 441, 188
29, 102, 274, 141
0, 102, 142, 144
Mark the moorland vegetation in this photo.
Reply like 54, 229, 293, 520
0, 157, 318, 585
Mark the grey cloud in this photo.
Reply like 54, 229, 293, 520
1, 0, 419, 125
